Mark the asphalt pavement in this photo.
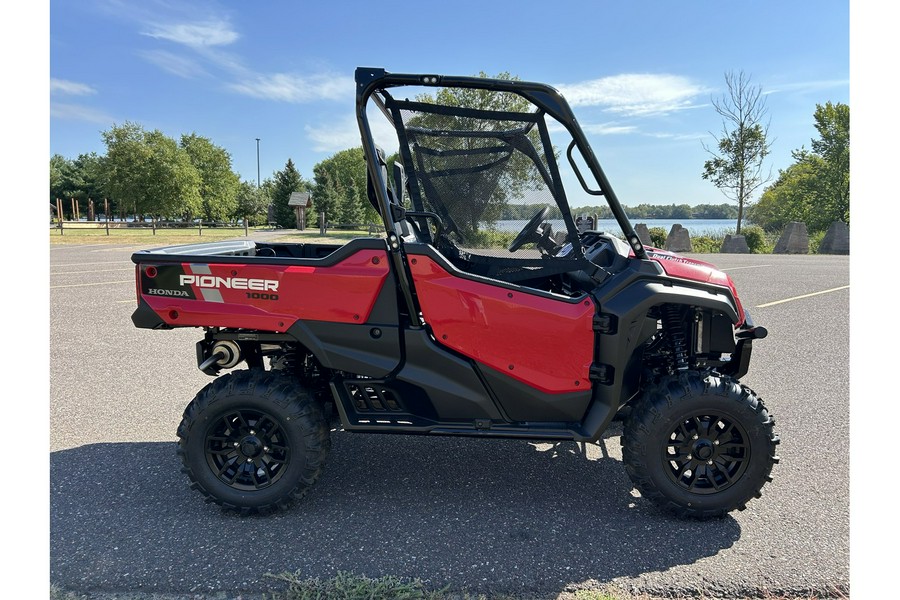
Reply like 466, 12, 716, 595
48, 238, 850, 599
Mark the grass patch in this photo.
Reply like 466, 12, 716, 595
50, 226, 260, 246
262, 572, 847, 600
275, 229, 382, 244
264, 570, 448, 600
49, 226, 378, 247
50, 574, 849, 600
49, 584, 87, 599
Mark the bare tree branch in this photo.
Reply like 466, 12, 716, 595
701, 70, 772, 234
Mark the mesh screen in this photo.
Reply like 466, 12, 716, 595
391, 97, 571, 257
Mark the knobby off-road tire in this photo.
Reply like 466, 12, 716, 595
622, 371, 779, 519
177, 369, 331, 514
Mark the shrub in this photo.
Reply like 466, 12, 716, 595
690, 236, 721, 253
741, 225, 769, 254
809, 229, 826, 254
647, 227, 667, 248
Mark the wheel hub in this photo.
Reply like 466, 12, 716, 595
694, 440, 715, 461
240, 436, 264, 458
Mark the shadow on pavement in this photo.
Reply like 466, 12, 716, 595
51, 428, 741, 597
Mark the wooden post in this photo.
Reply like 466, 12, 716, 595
56, 198, 64, 235
152, 218, 156, 235
244, 216, 249, 237
319, 212, 326, 235
105, 199, 110, 235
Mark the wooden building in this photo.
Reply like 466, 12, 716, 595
288, 192, 312, 230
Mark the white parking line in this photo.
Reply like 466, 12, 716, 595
756, 285, 850, 308
721, 265, 772, 271
50, 280, 133, 289
49, 261, 132, 267
50, 268, 134, 276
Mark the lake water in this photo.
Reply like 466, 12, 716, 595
494, 219, 738, 237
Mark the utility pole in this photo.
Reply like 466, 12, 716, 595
256, 138, 261, 188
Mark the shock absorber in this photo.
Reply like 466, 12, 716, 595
662, 304, 689, 371
270, 343, 299, 372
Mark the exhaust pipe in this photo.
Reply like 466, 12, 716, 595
198, 340, 242, 372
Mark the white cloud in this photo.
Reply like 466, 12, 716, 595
646, 131, 708, 141
50, 102, 115, 124
229, 73, 354, 104
50, 79, 96, 96
556, 74, 711, 116
142, 19, 239, 47
582, 123, 638, 135
765, 78, 850, 95
306, 114, 399, 154
139, 50, 208, 79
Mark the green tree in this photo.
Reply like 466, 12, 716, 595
50, 154, 75, 205
702, 71, 772, 234
337, 180, 365, 225
180, 133, 240, 222
101, 122, 201, 219
810, 102, 850, 225
271, 159, 308, 229
313, 147, 377, 225
749, 154, 824, 232
234, 180, 270, 226
749, 102, 849, 233
50, 153, 107, 219
311, 167, 341, 225
692, 203, 739, 219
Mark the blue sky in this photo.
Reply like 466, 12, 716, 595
47, 0, 849, 209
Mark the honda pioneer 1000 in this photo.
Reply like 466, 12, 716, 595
131, 68, 779, 519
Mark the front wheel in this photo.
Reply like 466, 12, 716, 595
622, 372, 779, 519
177, 369, 331, 514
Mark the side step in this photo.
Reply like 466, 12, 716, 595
330, 378, 583, 440
331, 379, 437, 431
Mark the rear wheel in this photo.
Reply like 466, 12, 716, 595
177, 369, 330, 514
622, 371, 779, 519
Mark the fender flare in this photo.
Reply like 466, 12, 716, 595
578, 278, 740, 441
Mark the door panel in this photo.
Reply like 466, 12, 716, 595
407, 252, 594, 394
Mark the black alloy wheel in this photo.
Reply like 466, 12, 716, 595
205, 408, 291, 491
663, 412, 750, 494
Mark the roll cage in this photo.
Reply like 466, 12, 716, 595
355, 68, 649, 264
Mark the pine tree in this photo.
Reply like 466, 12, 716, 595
271, 159, 307, 229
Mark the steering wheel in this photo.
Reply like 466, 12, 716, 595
508, 206, 550, 252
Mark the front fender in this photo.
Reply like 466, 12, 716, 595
578, 275, 742, 441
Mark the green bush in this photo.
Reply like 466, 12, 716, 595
741, 225, 770, 254
647, 227, 667, 248
690, 236, 721, 253
809, 229, 826, 254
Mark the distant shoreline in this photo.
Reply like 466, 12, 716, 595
496, 218, 738, 236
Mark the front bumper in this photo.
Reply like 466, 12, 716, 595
723, 310, 767, 380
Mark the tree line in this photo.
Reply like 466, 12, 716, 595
49, 122, 378, 229
499, 203, 739, 221
50, 73, 849, 236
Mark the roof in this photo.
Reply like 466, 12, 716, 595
288, 192, 312, 207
